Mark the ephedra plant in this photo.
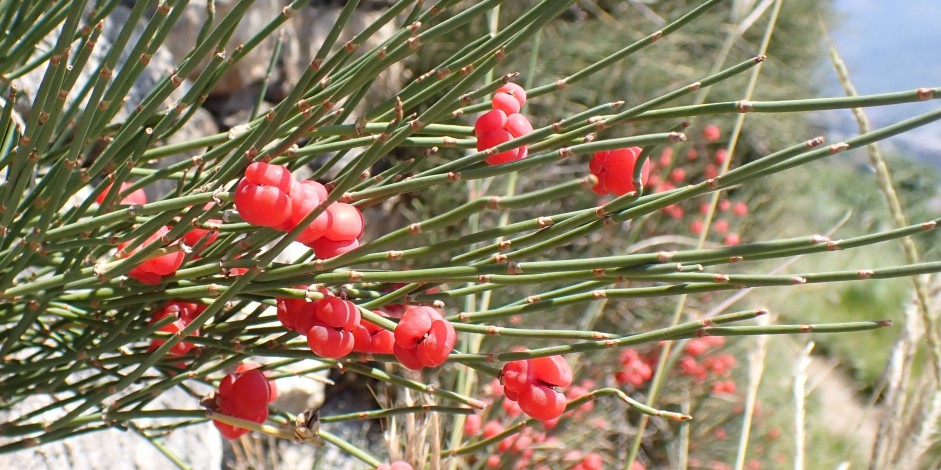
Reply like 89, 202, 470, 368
0, 0, 939, 468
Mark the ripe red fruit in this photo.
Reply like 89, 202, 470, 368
149, 301, 204, 355
703, 124, 721, 143
589, 147, 651, 196
504, 113, 533, 138
474, 109, 508, 138
235, 362, 278, 403
464, 414, 482, 435
669, 167, 687, 184
713, 219, 730, 234
502, 359, 533, 394
307, 322, 355, 358
517, 383, 567, 421
492, 91, 521, 115
392, 306, 456, 369
724, 233, 741, 246
531, 355, 573, 388
97, 182, 147, 206
280, 180, 330, 241
496, 82, 527, 107
229, 370, 271, 415
323, 203, 364, 241
713, 148, 729, 164
315, 297, 360, 330
309, 237, 359, 259
733, 201, 748, 217
182, 222, 220, 253
119, 226, 185, 285
478, 129, 522, 165
234, 162, 294, 228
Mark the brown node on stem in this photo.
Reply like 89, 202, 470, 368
526, 295, 541, 304
591, 290, 607, 299
487, 326, 499, 336
281, 5, 295, 17
858, 270, 874, 279
359, 170, 371, 181
557, 147, 575, 159
477, 275, 490, 283
347, 271, 363, 282
922, 221, 938, 230
736, 100, 754, 113
879, 320, 893, 327
826, 240, 842, 251
657, 251, 677, 262
791, 276, 807, 284
799, 325, 813, 333
916, 87, 935, 101
687, 81, 702, 91
435, 68, 450, 80
498, 240, 512, 251
410, 119, 424, 131
492, 254, 508, 263
344, 41, 358, 53
407, 37, 422, 50
551, 122, 564, 133
441, 136, 457, 147
387, 250, 404, 260
170, 74, 183, 88
536, 217, 553, 228
459, 65, 475, 76
506, 262, 523, 275
447, 171, 461, 182
408, 223, 422, 234
729, 256, 744, 263
807, 136, 826, 148
582, 174, 599, 189
487, 196, 501, 209
811, 234, 830, 244
140, 53, 152, 65
376, 47, 387, 59
669, 132, 687, 143
714, 274, 730, 283
829, 142, 850, 154
409, 21, 422, 34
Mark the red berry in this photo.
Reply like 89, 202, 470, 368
724, 233, 741, 246
307, 322, 355, 358
229, 370, 270, 415
309, 237, 359, 259
292, 301, 320, 335
658, 147, 674, 168
603, 147, 650, 196
478, 130, 522, 165
713, 148, 729, 164
713, 219, 729, 234
119, 226, 185, 285
182, 223, 219, 252
315, 297, 360, 329
517, 383, 567, 421
718, 198, 732, 212
393, 341, 426, 370
351, 325, 372, 353
276, 297, 304, 330
234, 162, 294, 227
281, 180, 330, 241
492, 92, 521, 115
415, 318, 456, 367
97, 182, 147, 206
464, 414, 482, 435
394, 306, 435, 349
504, 114, 533, 138
496, 82, 527, 107
474, 109, 508, 138
703, 124, 721, 143
733, 202, 748, 217
369, 329, 395, 355
322, 203, 363, 241
502, 360, 533, 394
531, 355, 572, 388
669, 167, 687, 184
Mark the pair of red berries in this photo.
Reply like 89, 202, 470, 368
149, 300, 205, 356
277, 291, 362, 359
589, 147, 651, 196
501, 355, 572, 421
392, 305, 456, 370
117, 226, 186, 285
212, 363, 277, 440
234, 162, 364, 259
475, 82, 534, 165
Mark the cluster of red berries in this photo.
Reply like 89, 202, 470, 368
96, 181, 147, 206
277, 290, 363, 359
475, 82, 533, 165
149, 301, 205, 356
234, 161, 364, 259
392, 305, 456, 370
212, 362, 277, 440
614, 348, 654, 389
678, 336, 737, 395
501, 355, 572, 421
117, 226, 186, 285
589, 146, 652, 196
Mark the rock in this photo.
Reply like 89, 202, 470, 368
164, 1, 282, 97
